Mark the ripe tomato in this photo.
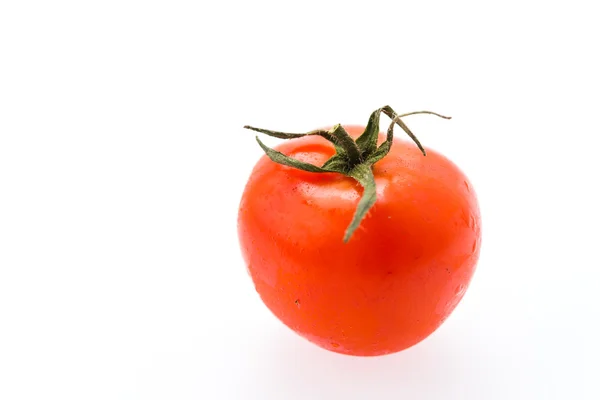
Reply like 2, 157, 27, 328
238, 109, 481, 356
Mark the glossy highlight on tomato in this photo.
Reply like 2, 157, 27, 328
238, 111, 481, 356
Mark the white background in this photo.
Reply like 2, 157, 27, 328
1, 1, 599, 399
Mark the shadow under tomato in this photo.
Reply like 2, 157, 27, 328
257, 326, 488, 399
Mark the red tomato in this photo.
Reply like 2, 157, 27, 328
238, 119, 481, 356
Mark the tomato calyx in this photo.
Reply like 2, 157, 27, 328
244, 106, 451, 242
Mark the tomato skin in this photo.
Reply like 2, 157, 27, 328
238, 126, 481, 356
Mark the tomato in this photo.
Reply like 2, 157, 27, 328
238, 108, 481, 356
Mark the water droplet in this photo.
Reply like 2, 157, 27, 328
330, 342, 340, 348
463, 180, 470, 192
455, 284, 466, 295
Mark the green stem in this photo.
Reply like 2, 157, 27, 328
245, 124, 362, 167
345, 164, 377, 242
329, 124, 362, 167
255, 137, 331, 173
381, 106, 427, 156
396, 110, 452, 119
244, 105, 450, 242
